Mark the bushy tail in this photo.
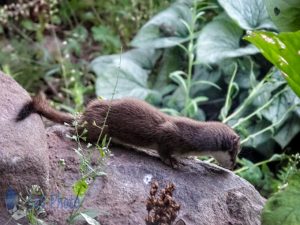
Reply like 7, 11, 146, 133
16, 93, 74, 124
16, 101, 35, 121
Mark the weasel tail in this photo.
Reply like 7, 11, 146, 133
16, 94, 74, 124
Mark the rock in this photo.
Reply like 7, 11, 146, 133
0, 72, 49, 196
43, 125, 264, 225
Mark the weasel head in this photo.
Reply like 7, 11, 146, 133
198, 122, 240, 170
213, 133, 240, 170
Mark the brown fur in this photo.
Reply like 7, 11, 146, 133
17, 94, 240, 169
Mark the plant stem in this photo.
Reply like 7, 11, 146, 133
240, 104, 300, 145
223, 72, 273, 123
50, 27, 70, 105
96, 46, 123, 146
221, 63, 238, 121
234, 154, 284, 174
231, 87, 288, 129
182, 1, 197, 116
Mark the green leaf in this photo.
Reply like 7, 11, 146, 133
163, 86, 186, 112
262, 171, 300, 225
71, 209, 103, 223
130, 2, 191, 48
160, 108, 181, 116
90, 48, 160, 99
153, 47, 184, 91
239, 158, 263, 184
244, 30, 300, 98
35, 218, 49, 225
241, 119, 277, 157
196, 14, 258, 64
21, 20, 38, 31
262, 87, 299, 124
72, 179, 88, 197
92, 25, 121, 49
169, 71, 188, 95
265, 0, 300, 31
80, 213, 100, 225
72, 25, 88, 42
218, 0, 276, 30
74, 210, 99, 220
192, 64, 222, 93
273, 113, 300, 148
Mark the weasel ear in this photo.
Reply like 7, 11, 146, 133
233, 136, 240, 144
232, 136, 241, 155
175, 219, 186, 225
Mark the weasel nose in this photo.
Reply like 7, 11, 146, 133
230, 162, 236, 170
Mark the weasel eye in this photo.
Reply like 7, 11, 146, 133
221, 139, 232, 151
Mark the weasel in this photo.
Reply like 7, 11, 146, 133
16, 94, 240, 169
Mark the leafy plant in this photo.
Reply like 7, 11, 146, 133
5, 185, 48, 225
130, 1, 192, 49
196, 13, 259, 64
265, 0, 300, 32
92, 25, 121, 54
218, 0, 276, 30
245, 30, 300, 98
1, 0, 170, 111
262, 170, 300, 225
235, 153, 300, 198
66, 119, 110, 224
57, 0, 171, 46
90, 48, 159, 99
235, 154, 285, 197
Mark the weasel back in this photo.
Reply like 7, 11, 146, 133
16, 94, 74, 124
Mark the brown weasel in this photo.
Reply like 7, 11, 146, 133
16, 94, 240, 169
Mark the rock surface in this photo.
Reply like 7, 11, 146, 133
43, 126, 264, 225
0, 72, 49, 196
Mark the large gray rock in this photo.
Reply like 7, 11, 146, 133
43, 125, 264, 225
0, 72, 49, 196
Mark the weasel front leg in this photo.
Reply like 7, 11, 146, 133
157, 147, 179, 169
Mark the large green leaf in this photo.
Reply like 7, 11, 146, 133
238, 159, 280, 197
261, 86, 300, 148
218, 0, 276, 30
273, 113, 300, 148
262, 172, 300, 225
245, 30, 300, 98
153, 47, 183, 90
265, 0, 300, 31
241, 119, 277, 157
146, 47, 183, 104
262, 88, 300, 123
90, 48, 160, 99
130, 2, 191, 48
196, 14, 258, 64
